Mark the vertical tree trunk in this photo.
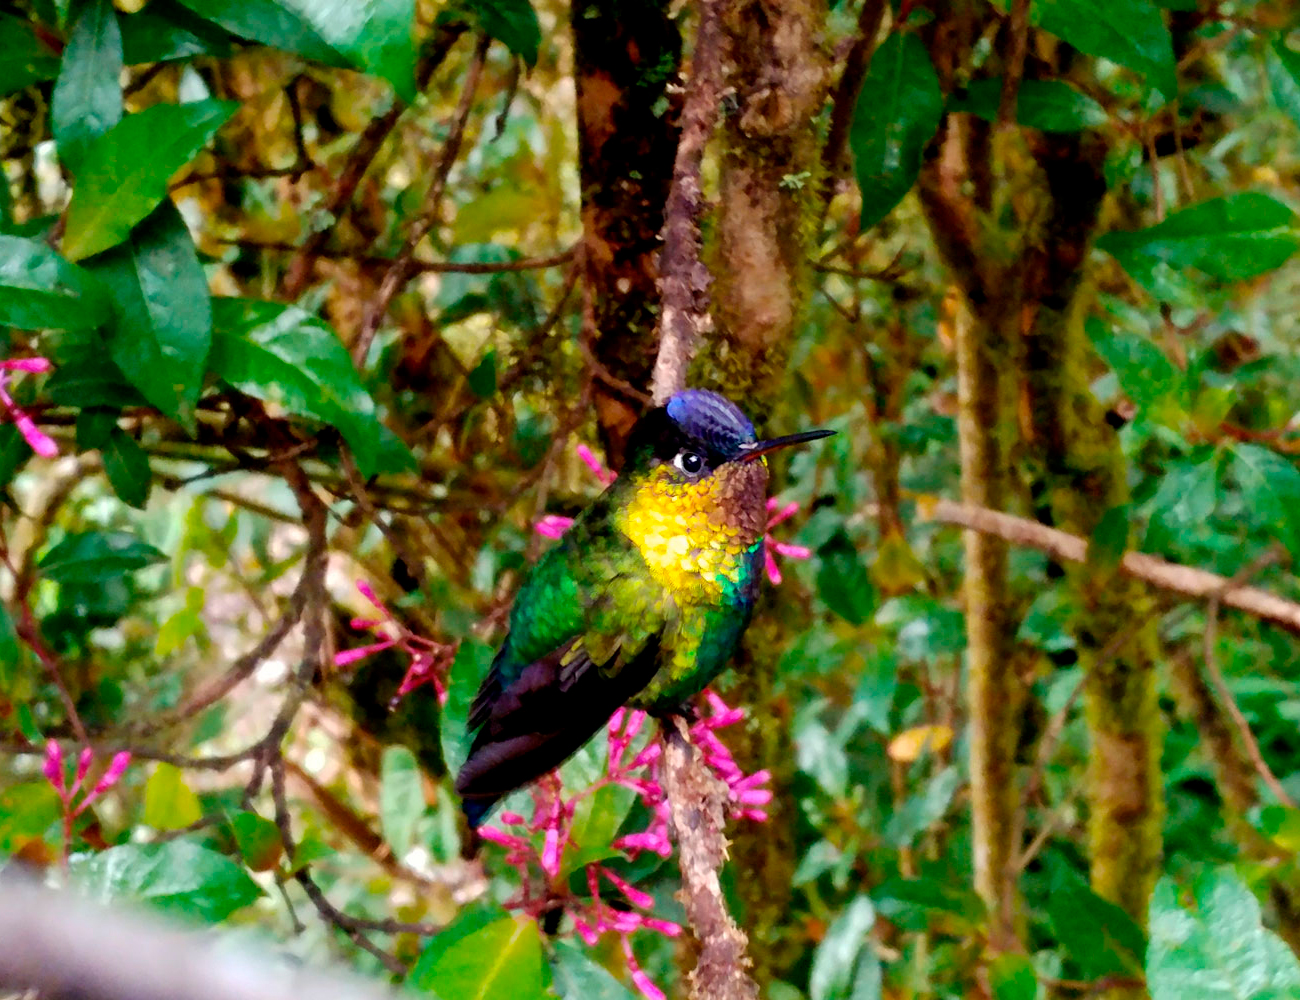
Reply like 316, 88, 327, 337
571, 0, 681, 462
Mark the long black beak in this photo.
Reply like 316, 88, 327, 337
738, 427, 836, 462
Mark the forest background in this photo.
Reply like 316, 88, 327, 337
3, 1, 1300, 999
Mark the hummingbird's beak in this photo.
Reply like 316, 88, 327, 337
738, 428, 836, 462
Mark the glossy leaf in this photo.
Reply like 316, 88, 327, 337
51, 0, 123, 172
1267, 39, 1300, 130
1230, 444, 1300, 564
39, 530, 165, 585
73, 840, 262, 922
207, 298, 416, 478
120, 1, 234, 63
143, 762, 203, 830
277, 0, 417, 101
175, 0, 342, 64
410, 913, 548, 1000
1031, 0, 1176, 99
62, 100, 237, 261
102, 428, 152, 509
0, 236, 110, 330
563, 782, 637, 876
83, 201, 212, 430
850, 32, 943, 228
550, 940, 638, 1000
439, 641, 494, 778
1148, 868, 1300, 1000
0, 14, 61, 97
809, 895, 881, 1000
1098, 193, 1299, 284
380, 745, 424, 858
951, 78, 1108, 132
464, 0, 541, 67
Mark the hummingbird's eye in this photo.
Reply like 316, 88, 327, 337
673, 450, 705, 476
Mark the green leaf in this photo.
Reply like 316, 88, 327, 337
1148, 868, 1300, 1000
469, 349, 497, 398
102, 428, 152, 509
120, 1, 234, 63
849, 32, 943, 228
0, 14, 61, 97
550, 940, 638, 1000
1031, 0, 1176, 99
1048, 866, 1146, 979
0, 426, 31, 490
884, 766, 960, 848
1087, 504, 1130, 571
809, 895, 881, 1000
1267, 39, 1300, 131
0, 782, 61, 853
208, 297, 416, 478
174, 0, 342, 64
0, 236, 111, 330
0, 601, 21, 678
143, 762, 203, 830
1097, 193, 1299, 284
62, 99, 237, 261
1089, 323, 1179, 410
410, 913, 548, 1000
380, 745, 424, 858
851, 648, 896, 734
1230, 444, 1300, 564
463, 0, 541, 67
440, 641, 494, 779
75, 406, 119, 450
39, 530, 165, 585
229, 810, 283, 871
950, 78, 1108, 132
73, 840, 262, 922
563, 782, 637, 876
51, 0, 124, 172
990, 953, 1041, 1000
276, 0, 416, 101
817, 531, 875, 625
82, 201, 212, 430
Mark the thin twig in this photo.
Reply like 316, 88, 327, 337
355, 34, 491, 366
997, 0, 1031, 131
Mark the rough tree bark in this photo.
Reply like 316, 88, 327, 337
571, 0, 681, 463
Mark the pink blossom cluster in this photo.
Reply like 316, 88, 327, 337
335, 580, 458, 707
0, 357, 57, 458
535, 443, 812, 585
478, 691, 772, 1000
43, 741, 131, 862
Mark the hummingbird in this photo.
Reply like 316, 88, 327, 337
455, 389, 834, 826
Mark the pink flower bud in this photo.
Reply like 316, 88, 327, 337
623, 939, 666, 1000
764, 549, 783, 585
77, 751, 132, 813
771, 541, 812, 560
541, 826, 561, 878
576, 444, 617, 485
334, 638, 397, 667
534, 515, 575, 539
0, 357, 53, 374
355, 580, 386, 612
498, 811, 526, 826
601, 867, 655, 909
42, 740, 65, 795
478, 826, 529, 850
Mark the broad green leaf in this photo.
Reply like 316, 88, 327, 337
850, 32, 943, 228
102, 428, 152, 509
1087, 504, 1130, 570
1267, 39, 1300, 131
990, 953, 1041, 1000
120, 1, 234, 63
207, 298, 416, 478
75, 406, 119, 450
0, 782, 61, 853
276, 0, 416, 101
229, 811, 283, 871
851, 648, 896, 735
83, 201, 212, 430
73, 840, 262, 922
380, 745, 424, 858
62, 100, 237, 260
464, 0, 541, 67
950, 78, 1107, 132
51, 0, 123, 172
1230, 444, 1300, 563
1089, 324, 1179, 410
469, 349, 497, 398
0, 236, 110, 330
410, 913, 548, 1000
1048, 866, 1146, 979
810, 895, 880, 1000
440, 641, 494, 779
884, 766, 960, 848
39, 530, 165, 585
46, 352, 145, 408
143, 762, 203, 830
563, 782, 637, 876
550, 940, 638, 1000
1097, 194, 1299, 284
1031, 0, 1176, 99
0, 426, 32, 490
1148, 868, 1300, 1000
0, 14, 61, 96
175, 0, 342, 64
817, 531, 875, 625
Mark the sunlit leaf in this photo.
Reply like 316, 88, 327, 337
143, 763, 203, 830
51, 0, 123, 171
0, 236, 110, 330
410, 913, 548, 1000
73, 841, 262, 922
809, 895, 881, 1000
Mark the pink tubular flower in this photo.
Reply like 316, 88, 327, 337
0, 356, 57, 458
336, 581, 457, 706
534, 446, 813, 585
478, 690, 768, 1000
43, 742, 133, 865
